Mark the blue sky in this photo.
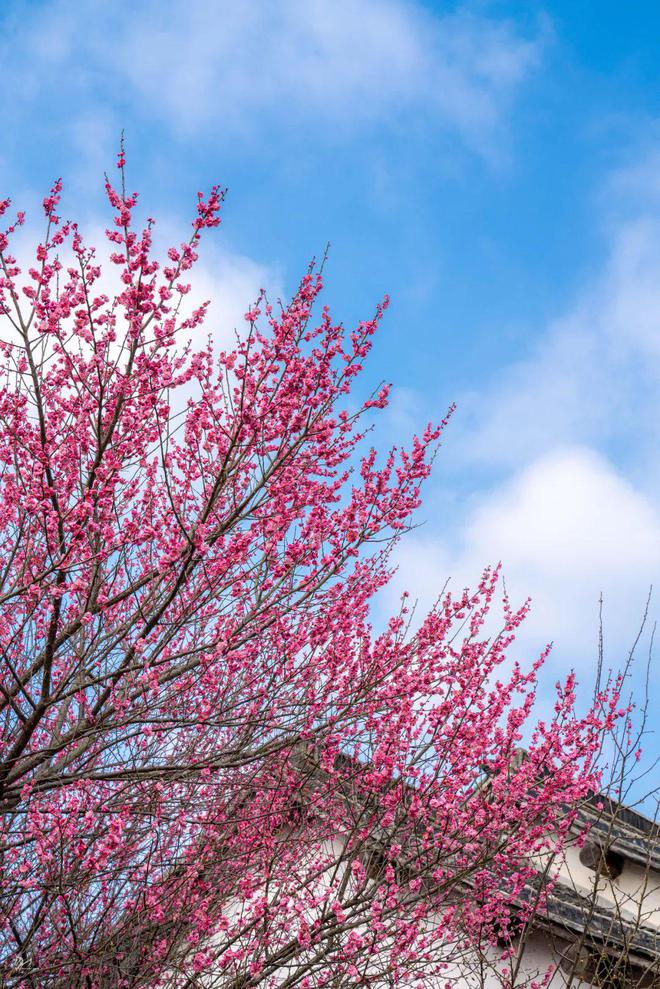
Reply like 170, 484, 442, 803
1, 0, 659, 728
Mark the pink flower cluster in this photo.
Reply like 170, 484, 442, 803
0, 161, 620, 988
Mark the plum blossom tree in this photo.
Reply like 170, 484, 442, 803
0, 156, 621, 988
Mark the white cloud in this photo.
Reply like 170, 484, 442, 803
0, 0, 541, 160
187, 246, 282, 349
453, 212, 660, 489
384, 447, 660, 671
379, 152, 660, 673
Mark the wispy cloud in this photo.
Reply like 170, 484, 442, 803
452, 171, 660, 490
381, 148, 660, 669
0, 0, 541, 162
